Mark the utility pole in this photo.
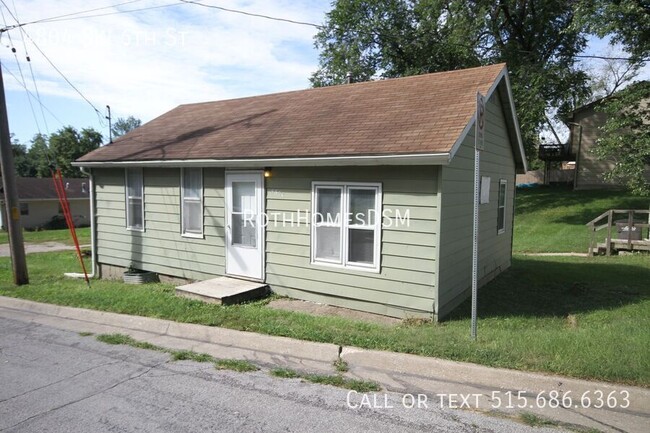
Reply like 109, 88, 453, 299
0, 60, 28, 285
106, 105, 112, 143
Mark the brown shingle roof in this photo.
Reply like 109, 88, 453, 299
78, 64, 506, 163
11, 177, 89, 200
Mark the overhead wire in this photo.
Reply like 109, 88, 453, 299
179, 0, 322, 28
0, 0, 106, 126
0, 0, 641, 145
1, 63, 65, 127
10, 0, 49, 134
2, 1, 186, 28
23, 0, 145, 24
0, 4, 41, 134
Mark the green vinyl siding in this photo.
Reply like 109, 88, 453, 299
94, 167, 225, 281
265, 166, 439, 319
436, 91, 516, 320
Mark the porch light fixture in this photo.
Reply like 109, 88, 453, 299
264, 168, 272, 178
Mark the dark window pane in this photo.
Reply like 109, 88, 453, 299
348, 188, 375, 225
128, 199, 143, 229
348, 229, 374, 265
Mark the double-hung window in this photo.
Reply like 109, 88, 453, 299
497, 179, 507, 234
181, 168, 203, 237
125, 168, 144, 231
312, 182, 381, 272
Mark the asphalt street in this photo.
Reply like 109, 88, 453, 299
0, 316, 562, 433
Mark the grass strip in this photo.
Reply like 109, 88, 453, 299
270, 367, 380, 393
2, 252, 648, 386
215, 359, 259, 372
94, 333, 257, 372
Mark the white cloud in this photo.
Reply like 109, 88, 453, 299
1, 0, 328, 122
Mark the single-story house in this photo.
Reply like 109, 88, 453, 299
1, 177, 90, 230
75, 63, 526, 320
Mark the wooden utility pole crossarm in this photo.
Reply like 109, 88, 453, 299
0, 60, 29, 285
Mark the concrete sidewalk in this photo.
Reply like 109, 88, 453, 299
0, 296, 647, 433
0, 242, 91, 257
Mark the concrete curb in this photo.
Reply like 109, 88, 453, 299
1, 296, 647, 433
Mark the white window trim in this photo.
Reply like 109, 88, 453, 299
180, 167, 204, 238
311, 181, 382, 273
125, 168, 145, 232
497, 179, 507, 235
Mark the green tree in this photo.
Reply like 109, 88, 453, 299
594, 81, 650, 195
48, 126, 102, 177
577, 0, 649, 61
111, 116, 141, 138
10, 134, 35, 177
311, 0, 591, 166
27, 133, 53, 178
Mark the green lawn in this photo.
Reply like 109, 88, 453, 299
513, 186, 649, 253
0, 227, 91, 246
1, 251, 648, 386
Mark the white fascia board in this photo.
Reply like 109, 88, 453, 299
501, 71, 528, 173
72, 153, 452, 168
447, 65, 527, 173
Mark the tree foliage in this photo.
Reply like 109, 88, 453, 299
594, 81, 650, 195
11, 127, 103, 178
11, 134, 33, 177
111, 116, 141, 139
576, 0, 650, 61
311, 0, 592, 166
28, 134, 53, 178
49, 127, 103, 177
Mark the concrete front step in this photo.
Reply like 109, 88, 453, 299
175, 276, 268, 305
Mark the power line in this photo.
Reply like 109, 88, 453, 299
179, 0, 322, 28
1, 63, 65, 127
4, 0, 323, 29
0, 1, 185, 30
24, 0, 146, 25
10, 0, 49, 134
0, 5, 41, 134
31, 1, 186, 25
0, 0, 106, 126
574, 54, 649, 62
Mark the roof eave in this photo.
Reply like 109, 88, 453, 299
446, 65, 528, 174
73, 152, 452, 168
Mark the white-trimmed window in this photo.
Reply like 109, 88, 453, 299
311, 182, 381, 272
497, 179, 507, 234
125, 168, 144, 231
181, 168, 203, 237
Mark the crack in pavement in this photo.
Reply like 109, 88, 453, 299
0, 360, 169, 432
0, 359, 122, 404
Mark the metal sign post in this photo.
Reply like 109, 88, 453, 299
471, 92, 485, 340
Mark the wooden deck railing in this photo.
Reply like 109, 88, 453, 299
586, 209, 650, 256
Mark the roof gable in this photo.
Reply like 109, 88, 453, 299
77, 63, 524, 169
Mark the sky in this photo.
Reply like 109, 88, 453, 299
1, 0, 648, 146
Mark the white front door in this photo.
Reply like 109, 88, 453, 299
225, 171, 264, 280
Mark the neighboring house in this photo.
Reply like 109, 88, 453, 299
75, 63, 526, 321
569, 99, 614, 189
568, 86, 650, 190
1, 177, 90, 230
